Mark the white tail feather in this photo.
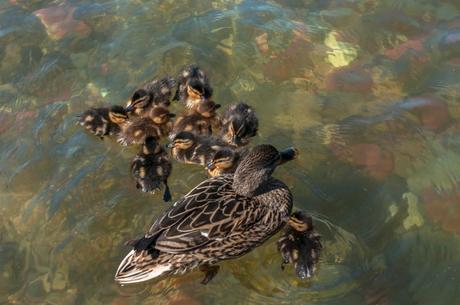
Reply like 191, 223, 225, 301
114, 250, 172, 284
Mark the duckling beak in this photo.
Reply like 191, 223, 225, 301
206, 161, 216, 170
125, 104, 135, 112
167, 113, 176, 118
230, 135, 239, 146
279, 147, 298, 165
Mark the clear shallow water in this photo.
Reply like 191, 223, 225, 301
1, 0, 460, 304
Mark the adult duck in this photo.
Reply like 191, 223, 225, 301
115, 144, 297, 284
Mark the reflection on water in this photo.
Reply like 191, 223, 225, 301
1, 0, 460, 304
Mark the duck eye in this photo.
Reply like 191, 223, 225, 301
267, 155, 280, 167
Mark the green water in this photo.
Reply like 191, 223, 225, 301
1, 0, 460, 304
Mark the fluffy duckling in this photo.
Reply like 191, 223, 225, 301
118, 106, 176, 146
173, 65, 213, 110
206, 148, 240, 177
169, 131, 229, 166
277, 211, 322, 279
126, 77, 176, 116
77, 105, 128, 138
221, 103, 259, 147
131, 137, 172, 202
171, 100, 221, 138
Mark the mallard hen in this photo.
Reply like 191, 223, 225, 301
115, 144, 297, 284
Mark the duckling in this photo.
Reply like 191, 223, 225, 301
173, 65, 213, 110
221, 103, 259, 147
115, 144, 298, 285
277, 211, 322, 279
169, 131, 230, 166
171, 100, 222, 138
77, 105, 128, 138
131, 137, 172, 202
206, 148, 240, 177
118, 106, 176, 146
126, 77, 176, 116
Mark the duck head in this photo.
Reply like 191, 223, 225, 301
126, 89, 152, 114
207, 148, 238, 171
197, 100, 221, 118
168, 131, 195, 150
108, 105, 129, 124
142, 136, 162, 155
288, 211, 313, 232
232, 145, 297, 197
150, 106, 176, 125
186, 79, 206, 102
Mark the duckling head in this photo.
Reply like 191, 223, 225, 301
288, 211, 313, 232
142, 136, 162, 155
232, 144, 297, 197
168, 131, 195, 150
207, 148, 237, 171
126, 89, 152, 113
186, 79, 206, 102
150, 106, 176, 125
222, 103, 259, 146
108, 105, 129, 124
197, 100, 221, 118
223, 119, 254, 146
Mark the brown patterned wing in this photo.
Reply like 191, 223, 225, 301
145, 175, 257, 253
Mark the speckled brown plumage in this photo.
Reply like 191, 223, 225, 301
115, 144, 295, 284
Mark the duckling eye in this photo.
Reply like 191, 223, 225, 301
235, 124, 246, 137
133, 96, 150, 108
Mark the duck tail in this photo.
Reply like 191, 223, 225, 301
114, 250, 172, 284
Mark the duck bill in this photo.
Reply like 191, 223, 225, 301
230, 135, 239, 146
167, 113, 176, 118
206, 161, 216, 170
125, 104, 135, 112
278, 147, 298, 165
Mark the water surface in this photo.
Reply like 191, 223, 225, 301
1, 0, 460, 304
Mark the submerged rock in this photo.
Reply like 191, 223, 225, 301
34, 3, 91, 41
325, 66, 373, 93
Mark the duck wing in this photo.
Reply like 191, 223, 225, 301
133, 175, 260, 254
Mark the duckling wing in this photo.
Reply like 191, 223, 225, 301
140, 175, 259, 253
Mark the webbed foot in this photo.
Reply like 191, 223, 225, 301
163, 182, 172, 202
199, 264, 219, 285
